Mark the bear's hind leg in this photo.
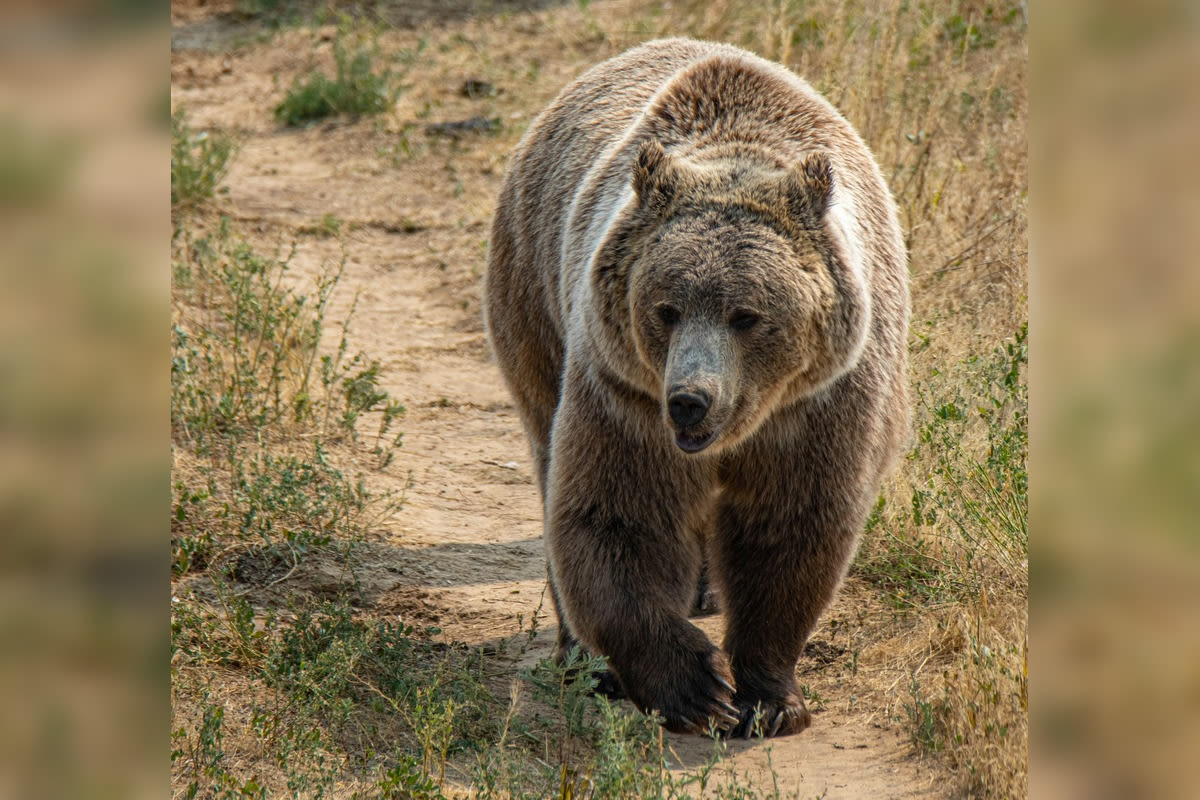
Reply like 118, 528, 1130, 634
689, 558, 720, 617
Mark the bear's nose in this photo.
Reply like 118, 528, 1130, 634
668, 389, 711, 428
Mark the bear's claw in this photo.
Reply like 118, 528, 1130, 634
642, 643, 738, 735
729, 696, 812, 739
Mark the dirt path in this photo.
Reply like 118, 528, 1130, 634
172, 4, 947, 796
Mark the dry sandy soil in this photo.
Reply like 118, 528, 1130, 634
172, 1, 956, 795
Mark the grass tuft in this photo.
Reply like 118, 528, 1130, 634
856, 324, 1028, 794
171, 110, 234, 211
170, 216, 406, 581
275, 21, 400, 126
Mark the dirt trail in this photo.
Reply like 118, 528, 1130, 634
172, 4, 946, 795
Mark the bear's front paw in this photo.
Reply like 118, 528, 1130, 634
623, 639, 739, 735
730, 692, 812, 738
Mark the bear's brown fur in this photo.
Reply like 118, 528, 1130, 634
485, 39, 909, 737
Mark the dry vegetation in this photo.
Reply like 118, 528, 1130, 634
171, 0, 1026, 797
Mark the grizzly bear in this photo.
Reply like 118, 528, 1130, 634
485, 38, 909, 737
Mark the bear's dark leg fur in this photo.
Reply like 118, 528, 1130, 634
713, 500, 852, 737
713, 403, 877, 738
690, 559, 720, 617
548, 569, 626, 699
545, 365, 736, 734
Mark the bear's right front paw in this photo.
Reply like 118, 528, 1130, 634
623, 641, 739, 735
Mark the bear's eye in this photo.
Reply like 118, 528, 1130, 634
730, 311, 760, 331
656, 305, 681, 327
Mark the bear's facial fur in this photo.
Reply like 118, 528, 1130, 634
625, 145, 841, 455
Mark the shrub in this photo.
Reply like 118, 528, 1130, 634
275, 25, 398, 126
171, 110, 234, 211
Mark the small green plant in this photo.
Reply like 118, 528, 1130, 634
173, 589, 496, 797
172, 696, 267, 799
856, 324, 1028, 605
904, 678, 948, 755
939, 636, 1028, 797
171, 219, 331, 449
911, 323, 1028, 593
375, 752, 444, 800
172, 110, 234, 211
941, 6, 1022, 51
298, 213, 345, 237
856, 496, 960, 609
523, 647, 609, 743
856, 324, 1027, 792
275, 23, 399, 126
171, 218, 405, 580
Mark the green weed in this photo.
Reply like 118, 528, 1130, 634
375, 752, 444, 799
298, 213, 345, 237
171, 110, 234, 211
912, 323, 1029, 594
170, 218, 405, 580
172, 695, 268, 799
904, 678, 949, 755
172, 589, 498, 796
275, 22, 400, 126
857, 324, 1028, 607
941, 6, 1023, 51
170, 219, 332, 449
856, 325, 1027, 793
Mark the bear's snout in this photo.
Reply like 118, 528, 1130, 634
668, 388, 711, 428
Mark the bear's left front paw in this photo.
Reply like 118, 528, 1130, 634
730, 693, 812, 738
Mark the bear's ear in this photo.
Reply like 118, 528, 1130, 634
783, 152, 833, 229
632, 139, 679, 215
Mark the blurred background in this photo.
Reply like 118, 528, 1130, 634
0, 0, 1196, 797
1031, 1, 1200, 797
0, 1, 164, 798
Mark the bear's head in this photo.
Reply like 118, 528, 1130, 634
617, 139, 871, 455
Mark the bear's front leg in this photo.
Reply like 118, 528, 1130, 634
545, 366, 737, 734
714, 432, 872, 738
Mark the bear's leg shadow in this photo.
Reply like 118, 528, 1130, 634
544, 367, 737, 734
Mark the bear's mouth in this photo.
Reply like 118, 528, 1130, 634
675, 429, 717, 454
